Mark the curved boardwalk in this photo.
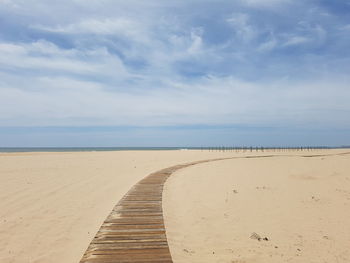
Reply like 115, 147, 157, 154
80, 159, 223, 263
79, 152, 347, 262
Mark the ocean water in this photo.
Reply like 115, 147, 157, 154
0, 147, 191, 153
0, 146, 344, 153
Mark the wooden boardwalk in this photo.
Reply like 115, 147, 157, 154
80, 160, 219, 263
79, 152, 343, 262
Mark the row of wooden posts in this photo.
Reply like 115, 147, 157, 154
199, 146, 330, 152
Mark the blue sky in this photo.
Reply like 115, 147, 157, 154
0, 0, 350, 147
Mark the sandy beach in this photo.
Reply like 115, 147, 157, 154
0, 150, 230, 263
163, 150, 350, 262
1, 149, 349, 262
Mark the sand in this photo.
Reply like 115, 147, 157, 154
163, 150, 350, 262
1, 149, 349, 263
0, 150, 232, 263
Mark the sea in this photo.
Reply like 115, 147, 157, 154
0, 146, 345, 153
0, 147, 193, 153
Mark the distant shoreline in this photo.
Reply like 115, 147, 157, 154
0, 146, 349, 153
0, 147, 187, 153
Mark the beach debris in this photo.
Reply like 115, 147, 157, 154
250, 232, 269, 241
311, 196, 320, 201
233, 189, 238, 194
250, 232, 261, 240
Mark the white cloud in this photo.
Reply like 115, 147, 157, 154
227, 13, 256, 42
339, 24, 350, 31
257, 38, 277, 52
283, 36, 310, 46
0, 0, 349, 133
281, 24, 327, 47
1, 69, 349, 128
0, 41, 129, 79
241, 0, 292, 8
33, 17, 153, 45
36, 18, 136, 34
187, 28, 203, 54
0, 0, 19, 8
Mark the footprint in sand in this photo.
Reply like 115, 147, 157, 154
256, 186, 271, 190
183, 248, 195, 254
291, 174, 317, 180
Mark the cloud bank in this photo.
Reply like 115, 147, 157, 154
0, 0, 350, 145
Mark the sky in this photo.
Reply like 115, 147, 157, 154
0, 0, 350, 147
